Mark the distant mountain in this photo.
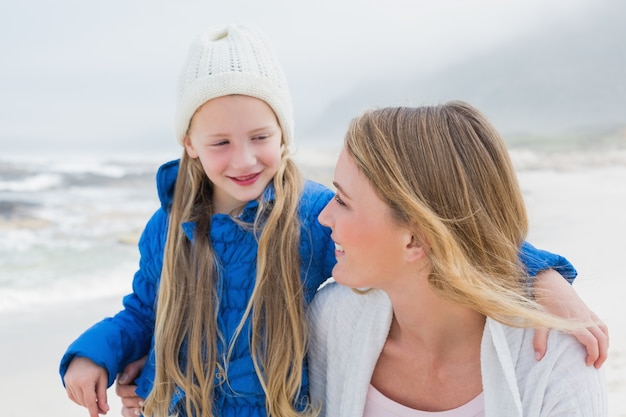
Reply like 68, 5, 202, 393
305, 1, 626, 147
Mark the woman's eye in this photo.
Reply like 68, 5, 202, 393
333, 194, 346, 206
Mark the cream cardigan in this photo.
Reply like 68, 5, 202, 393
307, 283, 607, 417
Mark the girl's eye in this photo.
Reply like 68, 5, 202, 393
212, 140, 229, 147
333, 194, 346, 206
252, 134, 269, 141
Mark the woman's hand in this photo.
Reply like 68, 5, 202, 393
115, 356, 147, 417
533, 269, 608, 368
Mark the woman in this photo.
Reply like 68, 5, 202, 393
308, 102, 607, 416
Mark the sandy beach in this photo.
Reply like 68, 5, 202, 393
1, 150, 624, 417
0, 296, 127, 416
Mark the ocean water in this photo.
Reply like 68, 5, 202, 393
6, 145, 618, 315
0, 147, 339, 314
0, 153, 168, 313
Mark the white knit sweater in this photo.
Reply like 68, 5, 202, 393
307, 283, 607, 417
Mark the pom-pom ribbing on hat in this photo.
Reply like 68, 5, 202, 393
175, 24, 294, 147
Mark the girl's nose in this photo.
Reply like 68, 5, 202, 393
230, 144, 256, 169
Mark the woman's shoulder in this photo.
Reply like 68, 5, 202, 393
488, 319, 589, 368
485, 320, 607, 415
307, 283, 393, 380
311, 281, 354, 309
312, 282, 365, 307
309, 283, 391, 329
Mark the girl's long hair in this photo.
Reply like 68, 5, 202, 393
143, 140, 313, 416
345, 101, 582, 331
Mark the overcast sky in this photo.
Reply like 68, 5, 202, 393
0, 0, 597, 155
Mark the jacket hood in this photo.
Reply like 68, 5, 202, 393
156, 159, 180, 211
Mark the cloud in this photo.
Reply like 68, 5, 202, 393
0, 0, 596, 153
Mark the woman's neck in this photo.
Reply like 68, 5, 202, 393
371, 281, 486, 411
385, 280, 486, 359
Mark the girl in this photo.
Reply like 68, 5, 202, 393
60, 25, 599, 417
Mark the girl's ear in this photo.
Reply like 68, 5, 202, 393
184, 135, 199, 159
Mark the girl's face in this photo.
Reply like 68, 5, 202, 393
184, 95, 283, 214
318, 148, 415, 290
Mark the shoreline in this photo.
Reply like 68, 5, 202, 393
1, 160, 625, 416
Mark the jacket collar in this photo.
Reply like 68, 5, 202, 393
156, 159, 277, 240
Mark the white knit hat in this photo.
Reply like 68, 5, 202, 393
175, 24, 294, 147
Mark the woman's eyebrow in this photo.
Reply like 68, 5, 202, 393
332, 181, 350, 199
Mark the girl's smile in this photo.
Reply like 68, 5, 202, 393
229, 172, 262, 186
184, 95, 283, 214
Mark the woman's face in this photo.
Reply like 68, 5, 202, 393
318, 148, 414, 289
184, 95, 282, 214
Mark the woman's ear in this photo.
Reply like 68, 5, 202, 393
184, 134, 199, 159
405, 233, 427, 262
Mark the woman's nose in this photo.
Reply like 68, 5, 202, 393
318, 199, 333, 227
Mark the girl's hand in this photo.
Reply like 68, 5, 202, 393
533, 269, 609, 368
64, 356, 110, 417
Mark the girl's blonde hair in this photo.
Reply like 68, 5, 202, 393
345, 101, 580, 330
143, 130, 313, 416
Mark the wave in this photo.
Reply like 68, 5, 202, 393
0, 154, 161, 193
0, 173, 64, 192
0, 259, 138, 313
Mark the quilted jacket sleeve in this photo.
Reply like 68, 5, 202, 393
298, 181, 336, 301
520, 241, 577, 283
59, 208, 168, 387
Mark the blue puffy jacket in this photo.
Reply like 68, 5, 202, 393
59, 159, 576, 416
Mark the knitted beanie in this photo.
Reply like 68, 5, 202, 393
175, 24, 294, 147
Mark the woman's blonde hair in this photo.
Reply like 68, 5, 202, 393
143, 127, 312, 416
345, 101, 578, 330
